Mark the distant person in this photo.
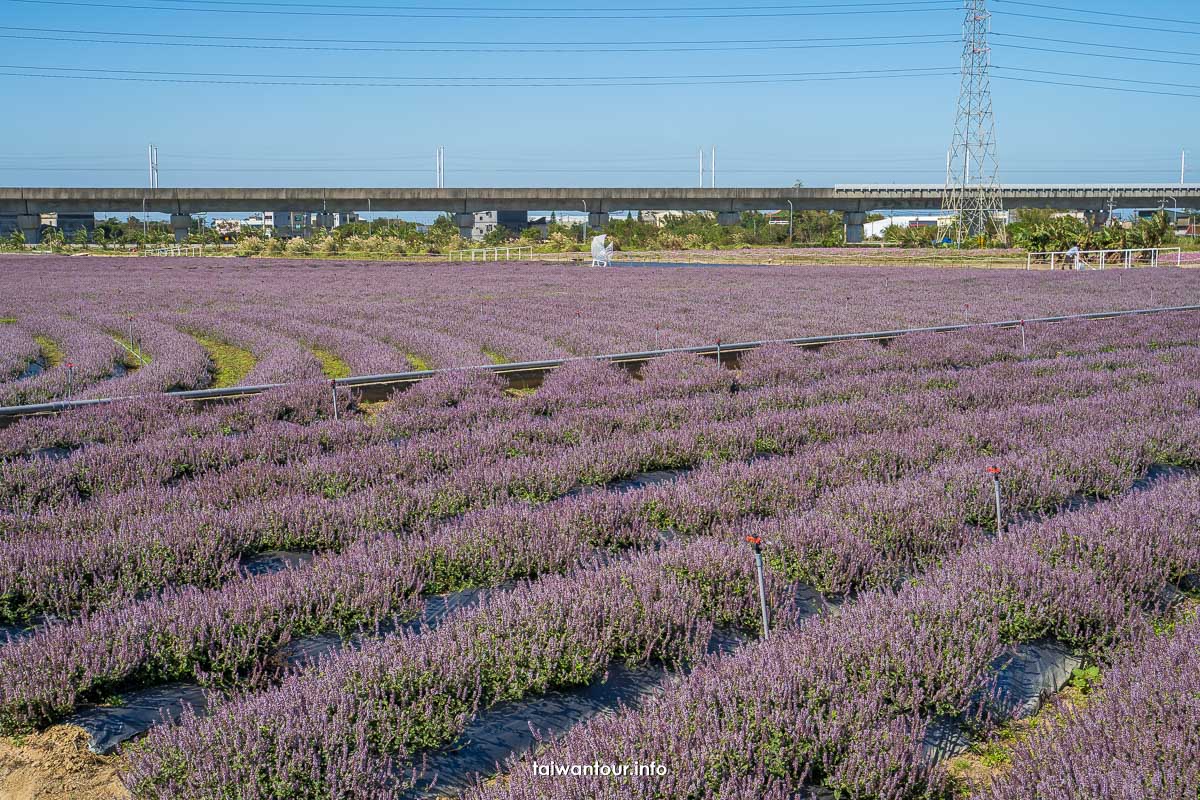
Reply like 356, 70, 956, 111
1065, 244, 1083, 270
591, 234, 614, 267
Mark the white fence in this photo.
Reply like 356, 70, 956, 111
1026, 247, 1182, 271
449, 246, 534, 262
145, 244, 204, 257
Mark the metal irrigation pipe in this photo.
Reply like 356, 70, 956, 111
3, 304, 1200, 423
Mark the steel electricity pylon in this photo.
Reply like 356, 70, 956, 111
944, 0, 1003, 244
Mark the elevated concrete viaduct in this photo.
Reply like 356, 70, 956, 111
1, 185, 1195, 242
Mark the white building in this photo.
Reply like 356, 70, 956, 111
864, 214, 953, 240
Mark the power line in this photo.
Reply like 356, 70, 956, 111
2, 166, 1192, 175
997, 65, 1200, 92
996, 75, 1200, 100
995, 1, 1200, 28
0, 27, 962, 47
0, 28, 960, 54
14, 152, 1049, 164
0, 64, 960, 81
0, 64, 959, 88
996, 43, 1200, 69
996, 33, 1200, 59
993, 10, 1200, 37
145, 0, 949, 9
2, 0, 962, 20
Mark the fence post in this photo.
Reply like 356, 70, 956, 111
745, 535, 770, 639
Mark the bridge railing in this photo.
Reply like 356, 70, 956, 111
449, 245, 535, 262
1026, 247, 1182, 271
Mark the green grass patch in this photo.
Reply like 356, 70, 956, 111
482, 348, 510, 365
32, 336, 64, 368
190, 333, 256, 388
406, 353, 432, 371
0, 317, 14, 324
311, 346, 352, 380
109, 335, 152, 367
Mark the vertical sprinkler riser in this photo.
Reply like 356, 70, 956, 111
745, 535, 770, 639
330, 380, 339, 422
988, 467, 1003, 534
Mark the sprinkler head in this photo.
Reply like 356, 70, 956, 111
986, 466, 1001, 476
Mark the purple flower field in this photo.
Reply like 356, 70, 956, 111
0, 256, 1198, 799
2, 255, 1200, 402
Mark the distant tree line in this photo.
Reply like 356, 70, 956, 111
3, 208, 1186, 256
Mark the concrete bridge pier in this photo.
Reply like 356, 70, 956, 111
844, 211, 866, 244
588, 211, 609, 229
716, 211, 741, 226
170, 214, 192, 243
454, 212, 475, 240
16, 215, 40, 245
1086, 210, 1111, 231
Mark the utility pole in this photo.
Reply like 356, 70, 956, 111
1183, 149, 1188, 186
145, 144, 158, 238
943, 0, 1003, 245
711, 146, 717, 189
698, 147, 704, 189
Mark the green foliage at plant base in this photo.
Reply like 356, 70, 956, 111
311, 347, 351, 380
190, 333, 256, 388
32, 336, 64, 369
1068, 664, 1101, 696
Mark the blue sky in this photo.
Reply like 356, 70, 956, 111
0, 0, 1194, 189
